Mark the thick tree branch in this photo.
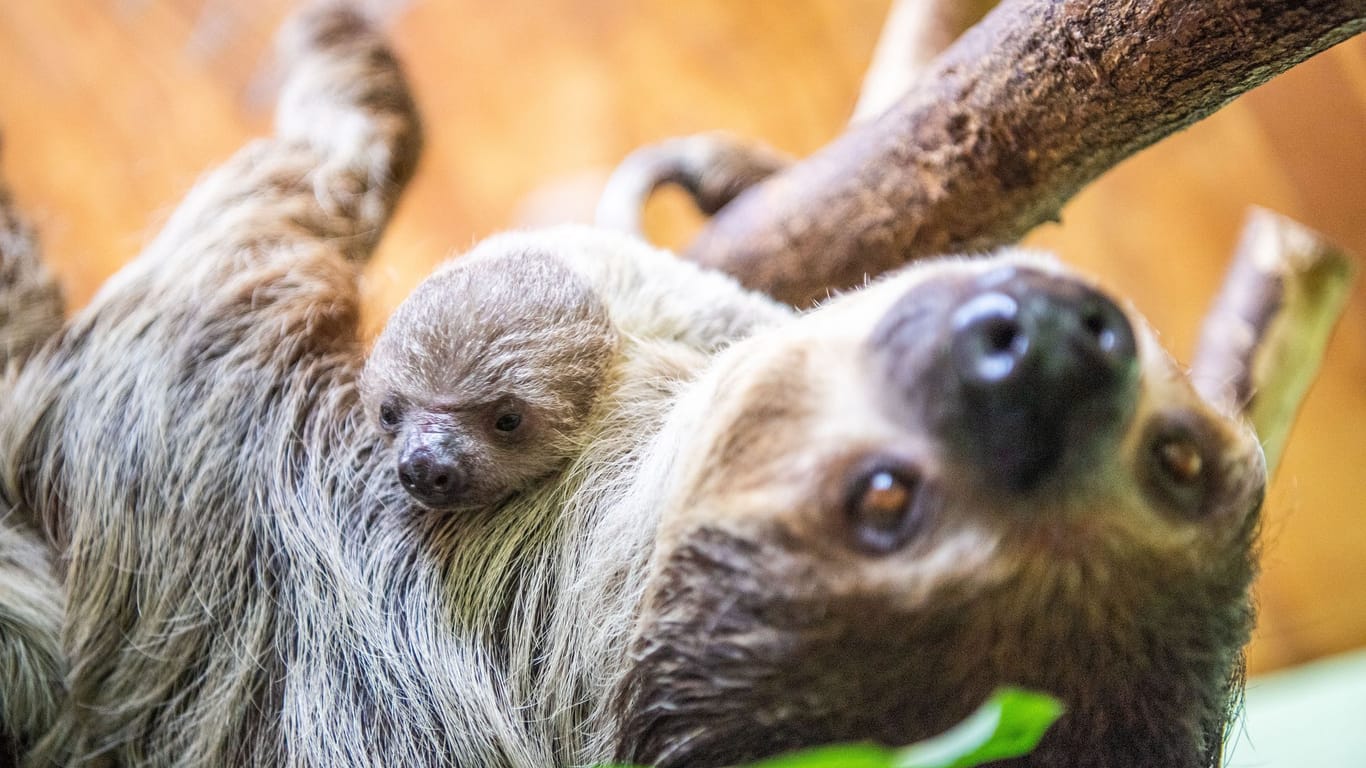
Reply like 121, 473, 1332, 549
686, 0, 1366, 307
595, 133, 791, 236
851, 0, 998, 124
1193, 208, 1356, 475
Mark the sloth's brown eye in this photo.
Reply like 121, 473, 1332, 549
1157, 438, 1203, 485
846, 466, 923, 554
494, 413, 522, 433
1143, 416, 1213, 518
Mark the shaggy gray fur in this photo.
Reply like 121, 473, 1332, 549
0, 5, 1263, 768
0, 5, 786, 766
0, 151, 66, 765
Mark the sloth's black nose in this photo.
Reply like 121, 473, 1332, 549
948, 267, 1138, 490
397, 443, 467, 508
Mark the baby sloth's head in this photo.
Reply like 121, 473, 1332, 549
362, 248, 617, 512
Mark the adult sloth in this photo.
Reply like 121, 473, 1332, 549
0, 5, 1263, 768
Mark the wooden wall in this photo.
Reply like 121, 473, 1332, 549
0, 0, 1362, 674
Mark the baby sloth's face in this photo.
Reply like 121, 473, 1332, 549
620, 252, 1266, 768
362, 250, 616, 512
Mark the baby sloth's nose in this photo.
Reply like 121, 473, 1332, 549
948, 267, 1138, 490
397, 443, 467, 509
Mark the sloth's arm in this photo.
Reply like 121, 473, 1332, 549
0, 12, 424, 764
271, 3, 422, 260
123, 3, 421, 342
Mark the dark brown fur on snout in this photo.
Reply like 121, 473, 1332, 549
362, 250, 617, 512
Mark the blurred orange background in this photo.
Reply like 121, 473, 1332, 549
0, 0, 1362, 674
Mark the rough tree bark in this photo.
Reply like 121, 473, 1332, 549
1193, 209, 1357, 473
682, 0, 1366, 308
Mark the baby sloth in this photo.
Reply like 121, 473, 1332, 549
362, 249, 616, 511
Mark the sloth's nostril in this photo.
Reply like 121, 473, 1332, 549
1083, 307, 1107, 338
952, 292, 1028, 385
1080, 300, 1131, 362
986, 318, 1021, 353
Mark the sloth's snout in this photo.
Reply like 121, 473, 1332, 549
945, 267, 1139, 490
951, 269, 1135, 393
397, 439, 468, 509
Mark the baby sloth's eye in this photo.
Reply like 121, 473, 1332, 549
845, 464, 926, 554
378, 401, 401, 431
494, 412, 523, 433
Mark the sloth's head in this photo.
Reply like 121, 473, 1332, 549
619, 252, 1264, 768
362, 247, 616, 511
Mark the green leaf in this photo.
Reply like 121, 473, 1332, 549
593, 687, 1063, 768
893, 688, 1065, 768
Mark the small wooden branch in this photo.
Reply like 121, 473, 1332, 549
0, 143, 64, 371
599, 0, 993, 238
686, 0, 1366, 307
1193, 208, 1357, 474
595, 132, 791, 236
851, 0, 998, 124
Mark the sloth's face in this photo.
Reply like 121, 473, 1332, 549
361, 247, 616, 512
618, 252, 1264, 768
